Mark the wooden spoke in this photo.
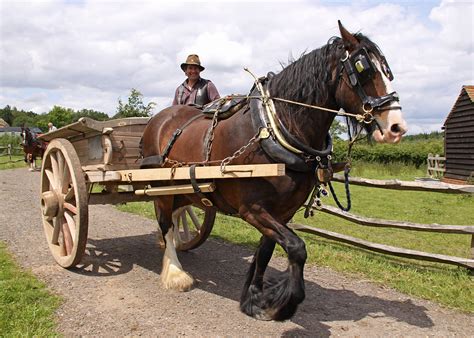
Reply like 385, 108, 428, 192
63, 202, 78, 215
64, 187, 75, 201
51, 216, 61, 245
64, 210, 76, 240
61, 218, 73, 255
45, 169, 58, 190
181, 213, 191, 241
186, 207, 202, 231
50, 152, 60, 188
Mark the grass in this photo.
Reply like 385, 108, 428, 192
117, 162, 474, 313
0, 242, 60, 336
0, 155, 30, 170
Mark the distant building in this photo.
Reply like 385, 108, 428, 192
0, 118, 8, 128
0, 127, 43, 137
442, 85, 474, 184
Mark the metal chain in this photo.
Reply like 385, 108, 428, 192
205, 109, 220, 162
220, 131, 262, 173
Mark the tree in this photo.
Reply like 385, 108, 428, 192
0, 105, 14, 126
114, 88, 155, 118
330, 118, 348, 139
72, 109, 109, 122
46, 105, 74, 129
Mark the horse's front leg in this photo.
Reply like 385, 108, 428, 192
240, 209, 307, 321
157, 200, 194, 291
240, 235, 276, 320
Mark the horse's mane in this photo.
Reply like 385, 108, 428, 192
268, 33, 385, 139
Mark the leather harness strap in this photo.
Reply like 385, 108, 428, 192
189, 164, 213, 207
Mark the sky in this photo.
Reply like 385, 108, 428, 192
0, 0, 473, 135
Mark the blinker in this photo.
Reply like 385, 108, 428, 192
350, 48, 375, 84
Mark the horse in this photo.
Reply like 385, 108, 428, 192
141, 21, 407, 321
21, 126, 46, 171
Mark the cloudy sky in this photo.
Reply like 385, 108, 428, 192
0, 0, 473, 134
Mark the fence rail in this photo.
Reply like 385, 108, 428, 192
291, 177, 474, 270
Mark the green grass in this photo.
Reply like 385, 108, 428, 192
0, 155, 29, 170
0, 242, 60, 336
117, 162, 474, 313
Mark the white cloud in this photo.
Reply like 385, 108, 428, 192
0, 0, 473, 135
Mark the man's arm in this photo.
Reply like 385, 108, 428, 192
172, 87, 180, 105
207, 81, 220, 101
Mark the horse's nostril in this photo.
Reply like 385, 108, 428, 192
391, 124, 401, 134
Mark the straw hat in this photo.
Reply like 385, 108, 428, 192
180, 54, 205, 71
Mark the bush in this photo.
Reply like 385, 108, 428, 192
333, 137, 444, 168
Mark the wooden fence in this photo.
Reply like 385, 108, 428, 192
427, 153, 446, 179
0, 144, 24, 163
289, 175, 474, 270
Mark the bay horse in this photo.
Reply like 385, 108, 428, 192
141, 21, 407, 320
21, 126, 46, 171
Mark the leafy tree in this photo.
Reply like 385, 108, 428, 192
0, 105, 14, 126
330, 118, 348, 139
72, 109, 109, 122
114, 88, 155, 118
11, 108, 39, 128
46, 105, 74, 129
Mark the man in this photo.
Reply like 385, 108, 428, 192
172, 54, 220, 106
48, 122, 57, 132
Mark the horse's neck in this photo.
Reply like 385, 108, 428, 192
270, 89, 337, 150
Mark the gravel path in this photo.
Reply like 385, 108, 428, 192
1, 168, 473, 337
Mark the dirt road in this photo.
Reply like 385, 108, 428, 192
1, 168, 472, 336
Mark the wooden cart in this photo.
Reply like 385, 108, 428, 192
38, 117, 284, 268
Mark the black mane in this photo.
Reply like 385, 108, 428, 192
267, 33, 385, 141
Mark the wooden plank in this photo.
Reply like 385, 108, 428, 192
319, 205, 474, 234
135, 183, 215, 196
89, 191, 157, 205
332, 174, 474, 194
288, 223, 474, 269
116, 164, 285, 182
86, 171, 122, 182
446, 162, 474, 169
445, 126, 474, 134
446, 115, 474, 124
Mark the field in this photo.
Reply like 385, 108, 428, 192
0, 242, 60, 336
118, 161, 474, 313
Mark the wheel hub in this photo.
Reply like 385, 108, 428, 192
41, 190, 59, 217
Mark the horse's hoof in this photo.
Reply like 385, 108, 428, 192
28, 168, 34, 172
161, 267, 194, 292
253, 310, 273, 321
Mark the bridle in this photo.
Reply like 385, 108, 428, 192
337, 46, 400, 116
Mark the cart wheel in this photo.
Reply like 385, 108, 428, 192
154, 203, 216, 251
40, 138, 88, 268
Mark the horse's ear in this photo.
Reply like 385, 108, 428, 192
338, 20, 359, 50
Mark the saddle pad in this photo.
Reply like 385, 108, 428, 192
202, 95, 248, 120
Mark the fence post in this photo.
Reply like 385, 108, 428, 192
427, 153, 432, 177
8, 144, 11, 160
471, 235, 474, 261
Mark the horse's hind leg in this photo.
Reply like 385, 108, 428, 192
240, 211, 307, 321
156, 198, 194, 291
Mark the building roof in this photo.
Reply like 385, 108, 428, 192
443, 85, 474, 127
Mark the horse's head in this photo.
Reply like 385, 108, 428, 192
20, 127, 29, 147
335, 21, 407, 143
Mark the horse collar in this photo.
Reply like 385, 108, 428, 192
249, 83, 332, 172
